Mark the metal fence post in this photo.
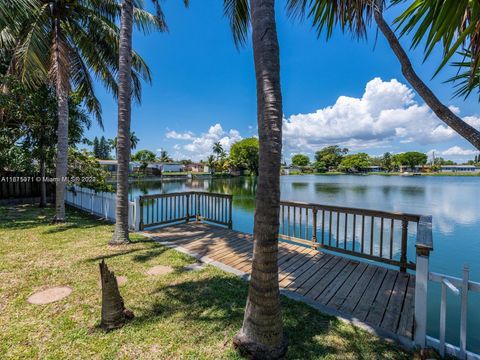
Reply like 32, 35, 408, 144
414, 215, 433, 348
186, 193, 190, 223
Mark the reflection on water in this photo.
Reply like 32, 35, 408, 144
130, 174, 480, 352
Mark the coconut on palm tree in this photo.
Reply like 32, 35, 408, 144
1, 0, 152, 221
111, 0, 189, 245
224, 0, 288, 357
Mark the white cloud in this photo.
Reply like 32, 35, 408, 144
169, 123, 242, 161
282, 77, 480, 153
441, 146, 480, 156
166, 130, 194, 140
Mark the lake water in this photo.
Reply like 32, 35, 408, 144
130, 175, 480, 352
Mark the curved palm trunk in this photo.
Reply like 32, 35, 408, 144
233, 0, 287, 358
374, 2, 480, 150
111, 0, 134, 245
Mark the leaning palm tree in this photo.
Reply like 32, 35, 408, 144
224, 0, 288, 357
287, 0, 480, 150
111, 0, 189, 245
1, 0, 152, 221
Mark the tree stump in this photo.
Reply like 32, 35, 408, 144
99, 260, 133, 331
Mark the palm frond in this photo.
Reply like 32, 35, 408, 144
448, 51, 480, 101
286, 0, 379, 40
393, 0, 480, 82
223, 0, 250, 48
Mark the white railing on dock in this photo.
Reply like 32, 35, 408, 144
413, 216, 479, 359
65, 186, 138, 230
426, 267, 480, 360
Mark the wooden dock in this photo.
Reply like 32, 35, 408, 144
145, 222, 415, 340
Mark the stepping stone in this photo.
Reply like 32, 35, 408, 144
27, 286, 72, 305
98, 275, 127, 288
145, 265, 173, 276
184, 262, 206, 271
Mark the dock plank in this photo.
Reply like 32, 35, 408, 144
351, 267, 388, 321
380, 272, 410, 333
145, 223, 415, 340
365, 269, 397, 326
339, 265, 377, 314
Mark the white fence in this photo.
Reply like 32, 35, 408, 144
65, 186, 139, 230
426, 267, 480, 360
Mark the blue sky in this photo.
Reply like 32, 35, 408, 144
86, 1, 480, 163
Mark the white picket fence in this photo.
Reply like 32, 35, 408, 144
65, 186, 139, 230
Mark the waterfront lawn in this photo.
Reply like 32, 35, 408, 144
0, 204, 415, 359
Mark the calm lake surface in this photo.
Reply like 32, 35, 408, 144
130, 175, 480, 352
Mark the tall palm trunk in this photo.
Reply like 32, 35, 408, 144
53, 16, 69, 222
111, 0, 134, 245
374, 1, 480, 150
233, 0, 287, 358
39, 156, 47, 208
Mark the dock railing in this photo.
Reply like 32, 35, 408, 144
138, 191, 232, 230
278, 200, 422, 272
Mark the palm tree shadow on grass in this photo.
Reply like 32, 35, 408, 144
0, 204, 103, 231
129, 275, 409, 359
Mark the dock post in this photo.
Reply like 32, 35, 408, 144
400, 219, 408, 272
228, 195, 233, 230
414, 215, 433, 349
138, 196, 144, 231
133, 197, 141, 231
312, 209, 317, 249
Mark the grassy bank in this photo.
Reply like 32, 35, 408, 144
0, 205, 415, 359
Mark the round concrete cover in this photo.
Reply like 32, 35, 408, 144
27, 286, 72, 305
145, 265, 174, 276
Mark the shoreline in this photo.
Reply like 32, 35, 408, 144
282, 172, 480, 177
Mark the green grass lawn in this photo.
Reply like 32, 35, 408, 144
0, 204, 415, 359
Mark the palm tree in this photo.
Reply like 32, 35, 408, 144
109, 132, 138, 158
212, 141, 224, 160
1, 0, 151, 221
225, 0, 288, 357
111, 0, 188, 245
206, 154, 216, 173
287, 0, 480, 150
158, 150, 173, 163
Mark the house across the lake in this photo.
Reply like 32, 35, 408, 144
185, 163, 210, 173
367, 166, 384, 173
160, 163, 185, 173
439, 165, 480, 173
98, 159, 136, 175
